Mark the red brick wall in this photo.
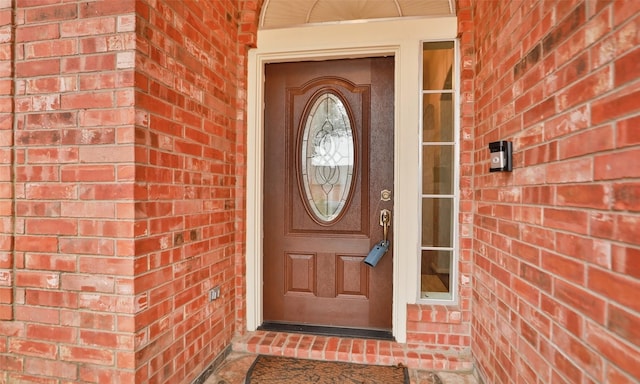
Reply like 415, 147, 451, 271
1, 0, 252, 383
0, 3, 14, 323
234, 0, 262, 335
133, 0, 244, 383
3, 1, 138, 383
470, 1, 640, 383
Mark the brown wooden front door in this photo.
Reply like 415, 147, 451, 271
263, 57, 394, 330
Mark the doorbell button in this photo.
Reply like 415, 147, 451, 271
488, 141, 513, 172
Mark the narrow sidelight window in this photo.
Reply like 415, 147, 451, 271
420, 41, 458, 301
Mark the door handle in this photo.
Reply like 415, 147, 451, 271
379, 209, 391, 242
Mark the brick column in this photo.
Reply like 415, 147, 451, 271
4, 1, 137, 382
0, 1, 15, 323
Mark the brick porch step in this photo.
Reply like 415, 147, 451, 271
232, 330, 474, 371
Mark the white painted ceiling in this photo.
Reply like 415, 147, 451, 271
259, 0, 456, 29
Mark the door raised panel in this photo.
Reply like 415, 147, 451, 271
287, 79, 370, 236
336, 254, 369, 297
284, 253, 316, 295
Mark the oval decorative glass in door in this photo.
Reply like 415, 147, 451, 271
300, 92, 355, 223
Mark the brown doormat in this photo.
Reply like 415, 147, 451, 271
245, 355, 409, 384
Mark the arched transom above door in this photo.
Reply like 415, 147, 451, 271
259, 0, 456, 29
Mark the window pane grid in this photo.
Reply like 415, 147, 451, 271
422, 142, 455, 145
419, 40, 457, 302
422, 89, 454, 95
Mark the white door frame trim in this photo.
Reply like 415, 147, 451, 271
246, 17, 458, 342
